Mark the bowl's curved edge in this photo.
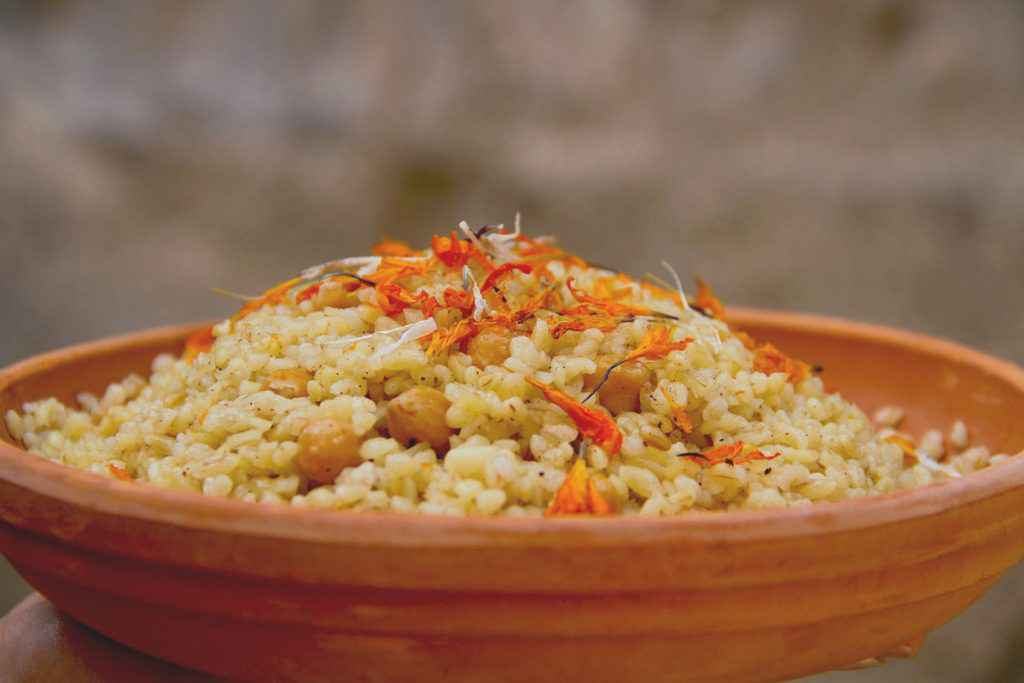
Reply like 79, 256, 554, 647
0, 310, 1022, 550
728, 307, 1024, 386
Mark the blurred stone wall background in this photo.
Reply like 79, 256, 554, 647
1, 1, 1023, 680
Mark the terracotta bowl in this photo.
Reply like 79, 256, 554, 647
1, 310, 1023, 683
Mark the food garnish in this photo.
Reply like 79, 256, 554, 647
753, 343, 811, 384
526, 378, 623, 455
680, 442, 780, 467
372, 239, 416, 257
108, 463, 132, 482
659, 385, 694, 435
183, 325, 215, 363
432, 230, 495, 271
582, 327, 694, 403
427, 318, 478, 356
694, 277, 725, 319
566, 277, 653, 318
481, 262, 533, 292
546, 458, 613, 516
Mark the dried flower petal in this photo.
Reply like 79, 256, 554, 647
582, 327, 693, 403
432, 231, 470, 268
526, 378, 622, 455
694, 278, 725, 318
443, 288, 475, 316
753, 343, 811, 384
681, 441, 779, 467
546, 458, 612, 516
376, 283, 421, 315
659, 386, 693, 435
481, 262, 533, 291
624, 327, 694, 363
183, 326, 215, 363
108, 463, 132, 481
230, 276, 304, 322
593, 274, 634, 301
426, 319, 477, 355
432, 230, 495, 271
550, 314, 625, 339
372, 239, 417, 257
567, 278, 653, 317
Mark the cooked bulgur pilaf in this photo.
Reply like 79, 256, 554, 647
4, 222, 1013, 516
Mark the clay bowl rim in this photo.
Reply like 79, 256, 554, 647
1, 308, 1023, 549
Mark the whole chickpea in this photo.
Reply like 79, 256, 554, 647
597, 363, 651, 415
582, 361, 607, 393
315, 281, 360, 309
267, 368, 312, 398
467, 327, 512, 368
432, 307, 463, 329
387, 386, 453, 453
296, 418, 363, 484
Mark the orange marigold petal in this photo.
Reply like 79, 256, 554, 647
732, 449, 780, 465
372, 239, 416, 257
295, 282, 322, 303
376, 282, 421, 315
624, 327, 694, 363
231, 276, 304, 322
443, 288, 476, 316
691, 441, 780, 467
546, 459, 590, 516
566, 277, 651, 317
481, 262, 533, 291
546, 460, 612, 516
431, 231, 470, 269
431, 231, 494, 271
701, 442, 745, 465
183, 325, 215, 363
426, 319, 477, 355
550, 314, 624, 339
694, 277, 725, 318
526, 378, 623, 455
659, 386, 693, 435
753, 343, 810, 384
108, 463, 132, 482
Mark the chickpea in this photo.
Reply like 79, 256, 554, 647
267, 368, 312, 398
366, 380, 386, 403
387, 386, 453, 453
315, 281, 360, 309
432, 307, 463, 329
582, 362, 607, 393
598, 363, 651, 415
467, 327, 512, 367
296, 418, 363, 484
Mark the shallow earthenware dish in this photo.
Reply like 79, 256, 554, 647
1, 310, 1023, 683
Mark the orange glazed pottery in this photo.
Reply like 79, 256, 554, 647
0, 310, 1022, 683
